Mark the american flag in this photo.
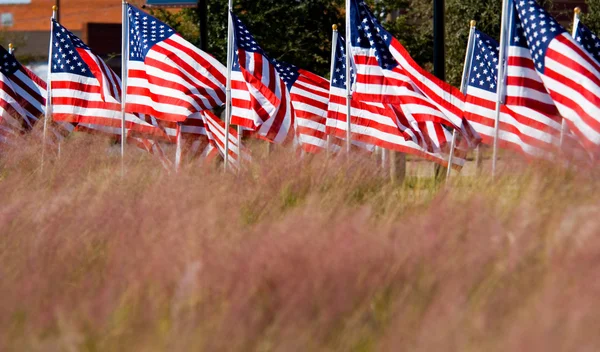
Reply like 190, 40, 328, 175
0, 44, 46, 134
201, 110, 250, 170
574, 20, 600, 64
270, 59, 330, 153
464, 28, 561, 159
512, 0, 600, 154
349, 0, 479, 148
0, 44, 75, 147
229, 12, 293, 144
126, 4, 226, 122
50, 20, 166, 140
328, 33, 464, 167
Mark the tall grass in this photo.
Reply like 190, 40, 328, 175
1, 134, 599, 351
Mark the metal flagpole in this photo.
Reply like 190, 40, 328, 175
41, 6, 57, 174
381, 148, 388, 169
446, 20, 477, 180
120, 0, 129, 176
8, 43, 13, 55
492, 0, 511, 178
175, 122, 182, 172
561, 7, 581, 147
345, 0, 352, 155
328, 24, 338, 157
224, 4, 234, 171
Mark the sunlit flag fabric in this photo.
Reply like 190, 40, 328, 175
511, 0, 600, 154
229, 12, 293, 144
270, 58, 330, 153
0, 44, 75, 146
328, 33, 464, 168
0, 44, 46, 135
50, 20, 165, 140
125, 4, 226, 122
349, 0, 479, 148
201, 110, 250, 170
464, 29, 560, 159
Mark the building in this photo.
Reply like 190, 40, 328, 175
0, 0, 145, 60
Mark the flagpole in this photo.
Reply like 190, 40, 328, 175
447, 20, 477, 180
224, 3, 234, 171
345, 0, 352, 155
561, 7, 581, 147
237, 124, 243, 169
120, 0, 128, 176
175, 122, 182, 172
41, 6, 57, 174
8, 43, 13, 55
328, 24, 338, 157
492, 0, 511, 178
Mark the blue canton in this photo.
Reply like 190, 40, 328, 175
331, 34, 354, 90
230, 12, 298, 89
51, 20, 94, 78
271, 59, 300, 91
513, 0, 565, 72
575, 21, 600, 64
350, 0, 398, 71
0, 45, 20, 76
231, 12, 267, 57
127, 4, 175, 62
468, 29, 500, 93
509, 8, 529, 49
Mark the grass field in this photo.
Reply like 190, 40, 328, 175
1, 134, 600, 351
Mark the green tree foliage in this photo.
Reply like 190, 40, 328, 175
582, 0, 600, 34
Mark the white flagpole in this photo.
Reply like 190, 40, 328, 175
492, 0, 511, 178
447, 20, 477, 180
175, 122, 182, 172
345, 0, 352, 155
381, 148, 387, 168
328, 24, 339, 157
561, 7, 581, 147
121, 0, 129, 176
224, 4, 234, 171
41, 6, 57, 174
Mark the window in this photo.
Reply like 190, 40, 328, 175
1, 13, 13, 27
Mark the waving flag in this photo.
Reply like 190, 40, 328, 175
125, 4, 226, 122
328, 33, 464, 168
349, 0, 479, 147
511, 0, 600, 154
229, 12, 293, 144
465, 29, 560, 159
201, 110, 250, 170
50, 20, 166, 140
0, 45, 46, 133
574, 18, 600, 64
270, 59, 330, 153
0, 44, 75, 146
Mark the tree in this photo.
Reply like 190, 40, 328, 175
151, 0, 344, 77
582, 0, 600, 34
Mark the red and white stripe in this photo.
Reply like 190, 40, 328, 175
289, 70, 330, 153
126, 34, 227, 122
201, 110, 250, 170
230, 55, 293, 144
536, 33, 600, 154
328, 85, 464, 168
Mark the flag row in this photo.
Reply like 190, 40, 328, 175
2, 0, 599, 172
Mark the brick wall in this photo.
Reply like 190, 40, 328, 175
0, 0, 145, 32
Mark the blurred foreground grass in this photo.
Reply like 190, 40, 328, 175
1, 135, 599, 351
